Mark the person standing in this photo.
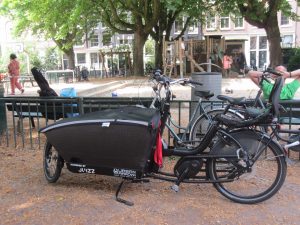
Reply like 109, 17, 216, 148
8, 53, 24, 95
237, 47, 246, 75
81, 66, 89, 81
222, 51, 233, 77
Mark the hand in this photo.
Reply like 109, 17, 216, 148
282, 71, 290, 79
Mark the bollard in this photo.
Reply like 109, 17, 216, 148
0, 82, 7, 134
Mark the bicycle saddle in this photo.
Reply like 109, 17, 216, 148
217, 95, 246, 105
195, 90, 214, 99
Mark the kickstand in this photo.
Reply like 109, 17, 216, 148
115, 179, 134, 206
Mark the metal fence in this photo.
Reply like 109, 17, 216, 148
0, 96, 224, 150
2, 96, 300, 152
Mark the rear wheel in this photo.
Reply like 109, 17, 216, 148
190, 109, 242, 148
209, 130, 287, 204
43, 141, 64, 183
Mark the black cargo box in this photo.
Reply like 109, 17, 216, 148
40, 106, 160, 179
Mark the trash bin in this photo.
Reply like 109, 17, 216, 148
0, 83, 7, 134
60, 87, 79, 118
190, 72, 222, 117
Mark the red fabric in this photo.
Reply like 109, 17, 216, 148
8, 59, 20, 76
223, 55, 233, 70
10, 76, 23, 94
154, 123, 163, 167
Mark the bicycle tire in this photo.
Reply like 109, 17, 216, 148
208, 129, 287, 204
189, 108, 243, 147
43, 141, 64, 183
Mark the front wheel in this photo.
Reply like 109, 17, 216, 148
43, 141, 64, 183
209, 130, 287, 204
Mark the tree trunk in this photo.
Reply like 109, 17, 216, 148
64, 48, 75, 70
265, 14, 282, 68
155, 36, 164, 69
133, 29, 148, 76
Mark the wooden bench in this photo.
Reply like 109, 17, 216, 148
5, 97, 153, 133
6, 103, 79, 128
19, 75, 36, 87
1, 75, 36, 95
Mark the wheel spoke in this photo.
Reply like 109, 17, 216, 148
209, 130, 286, 204
43, 142, 63, 183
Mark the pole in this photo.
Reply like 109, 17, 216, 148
208, 58, 212, 72
0, 82, 7, 134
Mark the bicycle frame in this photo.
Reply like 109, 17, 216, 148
166, 98, 210, 145
150, 78, 221, 146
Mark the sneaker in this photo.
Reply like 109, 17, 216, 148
21, 89, 24, 94
9, 93, 15, 95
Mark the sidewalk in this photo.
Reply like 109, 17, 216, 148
5, 77, 300, 99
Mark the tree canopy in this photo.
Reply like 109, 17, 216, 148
213, 0, 300, 67
0, 0, 100, 69
1, 0, 299, 72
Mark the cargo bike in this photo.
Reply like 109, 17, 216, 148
40, 71, 287, 205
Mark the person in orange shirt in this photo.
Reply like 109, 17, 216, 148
8, 53, 24, 95
222, 50, 233, 77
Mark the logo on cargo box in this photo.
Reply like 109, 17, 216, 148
113, 168, 136, 178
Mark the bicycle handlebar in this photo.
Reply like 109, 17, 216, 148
265, 67, 283, 77
152, 70, 203, 86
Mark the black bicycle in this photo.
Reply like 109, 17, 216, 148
41, 72, 287, 205
192, 67, 300, 153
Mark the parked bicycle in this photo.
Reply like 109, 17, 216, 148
190, 66, 300, 157
41, 71, 287, 205
149, 71, 239, 148
189, 68, 285, 145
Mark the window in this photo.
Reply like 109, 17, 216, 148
220, 15, 230, 29
258, 51, 267, 68
206, 15, 216, 30
188, 20, 199, 33
281, 13, 289, 26
119, 37, 129, 45
90, 53, 99, 64
250, 51, 256, 68
258, 36, 267, 68
281, 35, 293, 48
249, 36, 268, 69
102, 30, 112, 46
259, 36, 267, 49
77, 53, 86, 64
90, 32, 99, 47
234, 16, 244, 29
175, 18, 184, 33
250, 36, 257, 50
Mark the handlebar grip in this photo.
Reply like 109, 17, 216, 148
266, 67, 282, 76
153, 73, 170, 84
188, 80, 203, 86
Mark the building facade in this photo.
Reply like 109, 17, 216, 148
200, 0, 300, 70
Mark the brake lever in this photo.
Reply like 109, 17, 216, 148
187, 83, 195, 88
